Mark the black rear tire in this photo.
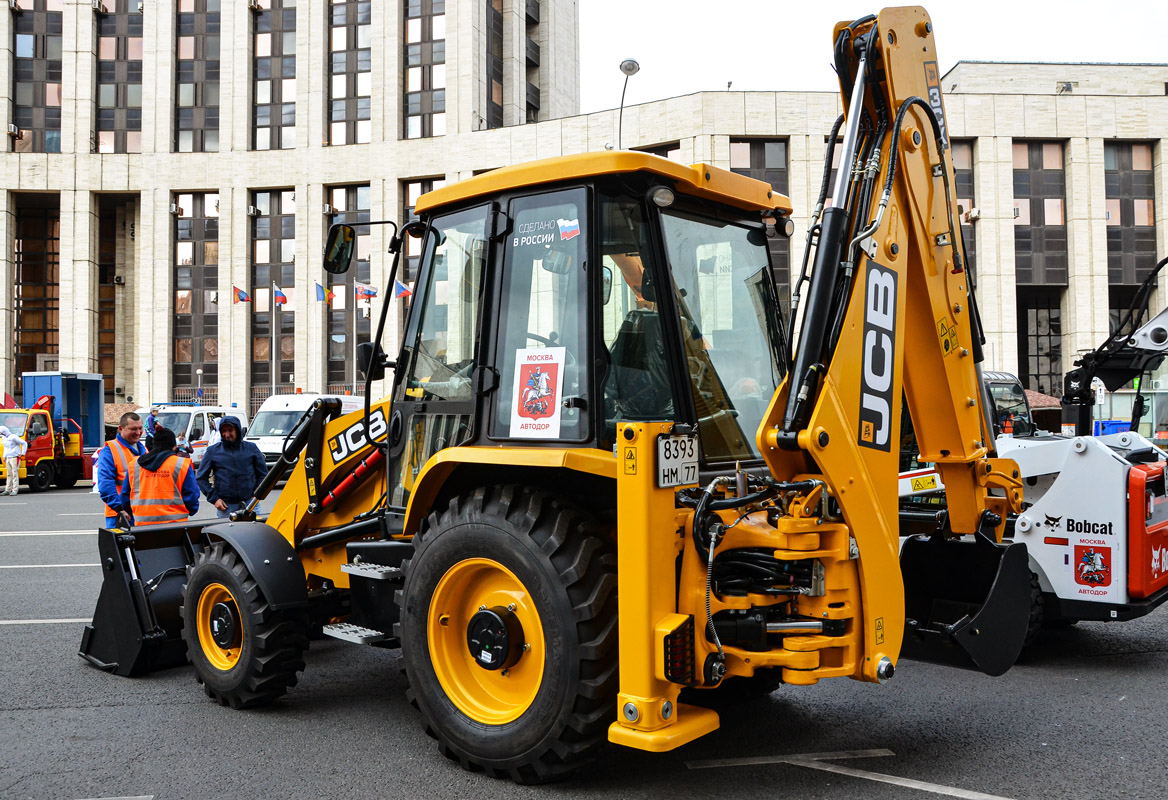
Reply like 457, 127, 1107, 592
55, 465, 78, 489
27, 462, 54, 492
1024, 572, 1044, 647
181, 541, 309, 709
397, 485, 617, 783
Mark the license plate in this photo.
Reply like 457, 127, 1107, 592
657, 433, 699, 488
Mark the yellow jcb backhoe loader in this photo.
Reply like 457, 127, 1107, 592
81, 6, 1030, 783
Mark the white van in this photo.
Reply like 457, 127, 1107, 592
140, 404, 250, 466
246, 393, 364, 470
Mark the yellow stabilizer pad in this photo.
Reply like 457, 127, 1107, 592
608, 704, 720, 752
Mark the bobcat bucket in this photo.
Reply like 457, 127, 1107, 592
79, 525, 198, 676
899, 533, 1031, 677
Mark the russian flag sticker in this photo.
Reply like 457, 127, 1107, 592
557, 218, 580, 241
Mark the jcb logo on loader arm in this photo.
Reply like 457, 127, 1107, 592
858, 262, 898, 451
328, 409, 387, 464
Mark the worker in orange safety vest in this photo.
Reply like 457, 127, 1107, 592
120, 427, 200, 526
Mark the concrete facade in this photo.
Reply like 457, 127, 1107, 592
1, 3, 1165, 416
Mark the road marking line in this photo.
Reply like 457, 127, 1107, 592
77, 796, 154, 800
687, 749, 1015, 800
59, 512, 104, 516
0, 502, 28, 505
0, 529, 96, 537
0, 618, 90, 625
0, 563, 100, 569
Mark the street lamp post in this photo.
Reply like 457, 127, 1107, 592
196, 368, 203, 401
617, 58, 639, 151
145, 365, 152, 409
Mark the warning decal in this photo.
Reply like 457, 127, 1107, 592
937, 317, 958, 357
510, 347, 566, 439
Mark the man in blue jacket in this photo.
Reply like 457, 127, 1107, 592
195, 415, 268, 518
96, 412, 147, 527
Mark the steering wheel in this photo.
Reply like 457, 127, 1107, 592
526, 332, 576, 367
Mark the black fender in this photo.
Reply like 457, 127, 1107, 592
200, 522, 308, 610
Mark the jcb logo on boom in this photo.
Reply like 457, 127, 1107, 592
328, 409, 387, 464
858, 262, 898, 452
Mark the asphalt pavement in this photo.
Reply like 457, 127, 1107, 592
1, 485, 1166, 799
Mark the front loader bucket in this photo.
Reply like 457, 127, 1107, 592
899, 534, 1031, 677
79, 526, 196, 676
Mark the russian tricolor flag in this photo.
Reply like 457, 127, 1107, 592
557, 217, 580, 241
233, 285, 250, 304
273, 284, 288, 305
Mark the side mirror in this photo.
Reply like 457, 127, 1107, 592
540, 244, 575, 275
357, 341, 392, 382
324, 223, 356, 274
602, 266, 613, 305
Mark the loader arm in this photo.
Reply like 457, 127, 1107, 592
759, 7, 1025, 674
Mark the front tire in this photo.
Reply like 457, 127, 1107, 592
397, 485, 617, 783
27, 461, 53, 492
181, 541, 308, 709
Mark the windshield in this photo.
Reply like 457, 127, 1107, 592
0, 414, 27, 437
660, 209, 785, 462
988, 382, 1033, 435
249, 410, 303, 437
155, 412, 191, 435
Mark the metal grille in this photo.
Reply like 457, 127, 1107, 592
171, 386, 219, 405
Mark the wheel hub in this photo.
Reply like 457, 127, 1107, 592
467, 606, 524, 671
210, 602, 237, 648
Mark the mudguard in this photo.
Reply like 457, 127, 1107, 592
200, 521, 308, 610
900, 534, 1031, 677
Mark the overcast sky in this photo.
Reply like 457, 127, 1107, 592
578, 0, 1167, 113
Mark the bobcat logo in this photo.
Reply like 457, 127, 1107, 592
1043, 514, 1063, 531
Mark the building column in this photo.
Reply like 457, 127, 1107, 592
58, 189, 99, 374
135, 188, 170, 408
973, 135, 1018, 375
0, 192, 14, 396
219, 186, 249, 411
502, 0, 525, 126
299, 182, 325, 391
1064, 137, 1110, 364
61, 0, 94, 156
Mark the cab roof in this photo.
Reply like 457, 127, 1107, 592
415, 151, 793, 216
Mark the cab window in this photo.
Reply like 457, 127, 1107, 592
490, 188, 589, 441
190, 413, 206, 440
28, 413, 50, 440
599, 193, 673, 445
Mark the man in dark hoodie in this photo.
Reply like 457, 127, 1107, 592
195, 415, 268, 518
118, 427, 200, 525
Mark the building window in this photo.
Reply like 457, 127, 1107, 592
329, 0, 372, 145
729, 139, 790, 312
173, 193, 219, 394
951, 140, 977, 278
251, 190, 296, 397
254, 0, 297, 151
10, 0, 63, 153
1017, 287, 1063, 396
94, 1, 143, 154
1104, 142, 1157, 286
403, 177, 446, 282
326, 185, 371, 387
403, 0, 445, 139
1012, 141, 1067, 286
96, 203, 120, 402
175, 0, 220, 153
484, 0, 503, 129
13, 201, 60, 397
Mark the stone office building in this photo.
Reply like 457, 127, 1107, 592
1, 2, 1165, 427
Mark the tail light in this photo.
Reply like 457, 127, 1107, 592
664, 616, 696, 686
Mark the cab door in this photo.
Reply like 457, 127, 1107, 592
189, 412, 209, 462
385, 204, 491, 507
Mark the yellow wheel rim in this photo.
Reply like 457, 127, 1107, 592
428, 558, 545, 725
196, 582, 244, 671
